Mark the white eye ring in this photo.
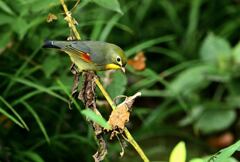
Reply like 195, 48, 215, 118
116, 56, 121, 62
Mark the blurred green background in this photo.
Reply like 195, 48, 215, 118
1, 0, 240, 161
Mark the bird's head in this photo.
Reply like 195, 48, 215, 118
105, 44, 127, 73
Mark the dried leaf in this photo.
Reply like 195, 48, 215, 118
47, 13, 57, 23
79, 72, 97, 109
68, 65, 106, 161
108, 101, 130, 130
116, 135, 127, 157
128, 51, 146, 71
77, 71, 107, 161
93, 136, 107, 162
68, 64, 79, 109
108, 92, 141, 138
208, 132, 234, 148
106, 93, 141, 157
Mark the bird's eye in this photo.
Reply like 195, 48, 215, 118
116, 56, 121, 62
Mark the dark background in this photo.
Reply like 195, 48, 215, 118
1, 0, 240, 161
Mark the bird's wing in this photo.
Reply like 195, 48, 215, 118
62, 41, 108, 65
63, 42, 94, 63
80, 41, 107, 64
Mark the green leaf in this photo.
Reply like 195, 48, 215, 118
58, 73, 73, 92
158, 0, 182, 34
200, 33, 231, 62
179, 106, 203, 126
0, 32, 11, 49
0, 0, 15, 15
54, 133, 95, 148
169, 64, 215, 96
189, 158, 204, 162
135, 0, 153, 24
0, 96, 29, 130
106, 71, 127, 99
22, 101, 50, 143
20, 151, 45, 162
126, 35, 175, 57
56, 79, 82, 112
0, 106, 24, 129
169, 141, 186, 162
99, 14, 122, 41
42, 55, 61, 78
190, 157, 238, 162
0, 72, 68, 103
3, 47, 41, 96
232, 42, 240, 64
27, 0, 59, 13
185, 0, 202, 40
12, 17, 29, 40
12, 90, 43, 106
92, 0, 123, 14
81, 109, 111, 129
0, 13, 14, 25
141, 89, 170, 97
195, 109, 236, 134
208, 140, 240, 162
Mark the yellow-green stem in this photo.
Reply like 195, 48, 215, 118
94, 78, 116, 110
59, 0, 149, 161
95, 78, 150, 162
60, 0, 81, 40
124, 129, 150, 162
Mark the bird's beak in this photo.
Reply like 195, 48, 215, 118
121, 67, 125, 73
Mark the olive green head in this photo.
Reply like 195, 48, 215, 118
105, 43, 127, 72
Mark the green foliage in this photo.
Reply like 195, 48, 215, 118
106, 71, 127, 98
190, 157, 238, 162
22, 101, 50, 143
169, 64, 215, 96
42, 55, 62, 78
0, 96, 29, 130
169, 141, 186, 162
81, 109, 111, 129
1, 0, 240, 161
0, 0, 15, 15
200, 33, 232, 62
19, 151, 45, 162
194, 109, 236, 134
92, 0, 123, 14
0, 106, 25, 129
232, 42, 240, 64
209, 140, 240, 162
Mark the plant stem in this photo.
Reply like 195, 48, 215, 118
60, 0, 81, 40
94, 78, 149, 162
59, 0, 149, 161
124, 129, 149, 162
94, 78, 116, 110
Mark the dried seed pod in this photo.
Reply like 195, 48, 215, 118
108, 92, 141, 139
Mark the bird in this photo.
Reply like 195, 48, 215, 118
43, 40, 127, 73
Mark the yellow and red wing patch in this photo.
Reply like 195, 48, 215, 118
79, 51, 92, 63
65, 45, 93, 63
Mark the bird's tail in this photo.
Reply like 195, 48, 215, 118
42, 40, 69, 49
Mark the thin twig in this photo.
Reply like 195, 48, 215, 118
60, 0, 81, 40
59, 0, 149, 161
95, 78, 116, 110
70, 0, 81, 12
